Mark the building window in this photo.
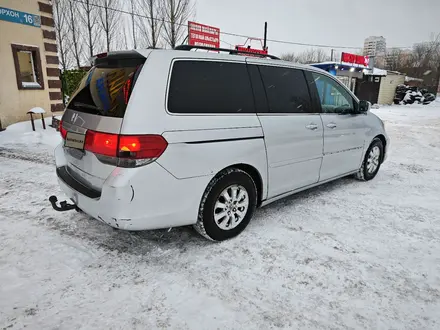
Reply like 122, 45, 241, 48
11, 44, 44, 90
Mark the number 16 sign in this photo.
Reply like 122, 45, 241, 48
0, 7, 41, 28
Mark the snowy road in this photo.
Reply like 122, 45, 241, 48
1, 104, 440, 329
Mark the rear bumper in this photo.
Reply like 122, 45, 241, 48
54, 145, 211, 231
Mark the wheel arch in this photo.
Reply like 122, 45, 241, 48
374, 134, 387, 162
221, 163, 264, 207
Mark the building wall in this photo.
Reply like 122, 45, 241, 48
378, 73, 405, 105
0, 0, 62, 128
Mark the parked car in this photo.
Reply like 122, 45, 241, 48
49, 46, 389, 241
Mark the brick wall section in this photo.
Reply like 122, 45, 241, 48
49, 92, 62, 101
40, 16, 54, 27
38, 2, 53, 14
46, 55, 59, 65
48, 80, 61, 88
51, 104, 64, 112
40, 0, 64, 114
47, 68, 60, 77
44, 42, 57, 52
42, 30, 56, 40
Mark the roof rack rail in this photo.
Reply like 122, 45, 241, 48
174, 44, 280, 60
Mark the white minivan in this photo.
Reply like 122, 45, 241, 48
50, 46, 389, 241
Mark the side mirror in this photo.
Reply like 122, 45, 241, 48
359, 100, 371, 113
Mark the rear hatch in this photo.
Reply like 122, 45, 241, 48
60, 51, 147, 192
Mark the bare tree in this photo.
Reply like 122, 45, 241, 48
53, 0, 72, 71
98, 0, 121, 52
162, 0, 193, 48
404, 34, 440, 92
280, 52, 298, 62
77, 0, 100, 59
67, 0, 84, 67
137, 0, 163, 48
282, 48, 330, 64
129, 0, 137, 48
384, 48, 410, 71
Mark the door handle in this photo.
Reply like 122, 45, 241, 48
305, 123, 318, 131
326, 123, 337, 129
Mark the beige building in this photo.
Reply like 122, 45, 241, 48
378, 71, 406, 105
0, 0, 62, 129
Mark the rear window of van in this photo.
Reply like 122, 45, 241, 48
68, 63, 143, 118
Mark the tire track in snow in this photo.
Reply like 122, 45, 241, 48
0, 147, 54, 165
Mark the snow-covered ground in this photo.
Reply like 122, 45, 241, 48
1, 102, 440, 329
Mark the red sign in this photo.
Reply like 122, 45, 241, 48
235, 46, 268, 56
341, 52, 369, 67
188, 21, 220, 48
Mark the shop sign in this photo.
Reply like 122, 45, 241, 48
235, 46, 268, 56
341, 52, 369, 67
0, 7, 41, 27
188, 21, 220, 48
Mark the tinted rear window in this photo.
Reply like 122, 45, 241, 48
258, 66, 313, 113
68, 64, 142, 118
168, 60, 255, 114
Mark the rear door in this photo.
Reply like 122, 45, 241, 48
61, 52, 146, 191
247, 63, 323, 198
308, 71, 366, 181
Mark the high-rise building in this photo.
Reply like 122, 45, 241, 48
363, 36, 387, 56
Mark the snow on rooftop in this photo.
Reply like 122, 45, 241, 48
405, 76, 424, 82
364, 68, 387, 76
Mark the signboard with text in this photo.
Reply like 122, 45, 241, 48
235, 46, 268, 56
341, 52, 369, 67
188, 21, 220, 48
0, 7, 41, 27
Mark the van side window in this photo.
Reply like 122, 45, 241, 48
258, 66, 313, 113
311, 72, 354, 114
168, 61, 255, 114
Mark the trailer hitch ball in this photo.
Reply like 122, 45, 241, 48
49, 195, 78, 212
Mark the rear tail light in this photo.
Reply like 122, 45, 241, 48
118, 135, 168, 159
59, 120, 67, 140
84, 130, 118, 157
84, 130, 168, 168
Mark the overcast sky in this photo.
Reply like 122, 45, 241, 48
195, 0, 440, 56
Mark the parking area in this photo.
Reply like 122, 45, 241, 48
1, 103, 440, 329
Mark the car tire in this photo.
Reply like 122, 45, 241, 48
355, 138, 384, 181
194, 168, 257, 241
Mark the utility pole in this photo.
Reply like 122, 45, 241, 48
331, 49, 334, 61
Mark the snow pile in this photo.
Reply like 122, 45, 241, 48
0, 120, 61, 152
0, 120, 61, 164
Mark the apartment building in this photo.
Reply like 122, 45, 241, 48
363, 36, 387, 57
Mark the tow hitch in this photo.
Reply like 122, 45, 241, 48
49, 195, 80, 212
